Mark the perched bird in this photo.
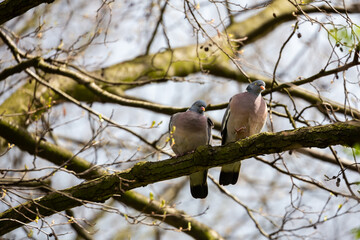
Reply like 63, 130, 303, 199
219, 80, 267, 186
169, 100, 213, 198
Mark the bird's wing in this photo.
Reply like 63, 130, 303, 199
207, 117, 213, 144
221, 98, 232, 145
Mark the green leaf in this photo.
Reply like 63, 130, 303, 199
98, 114, 104, 122
351, 227, 360, 239
27, 229, 33, 238
160, 199, 165, 208
343, 143, 360, 157
352, 143, 360, 156
48, 97, 52, 108
328, 24, 360, 49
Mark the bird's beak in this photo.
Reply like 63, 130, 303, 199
260, 86, 265, 90
201, 106, 205, 112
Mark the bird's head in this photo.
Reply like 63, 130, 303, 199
188, 100, 207, 114
246, 80, 266, 95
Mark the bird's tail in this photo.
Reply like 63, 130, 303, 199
190, 170, 208, 199
219, 162, 241, 185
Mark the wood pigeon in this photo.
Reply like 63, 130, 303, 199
169, 100, 213, 198
219, 80, 268, 186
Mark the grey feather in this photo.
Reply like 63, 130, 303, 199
219, 81, 267, 186
169, 100, 213, 198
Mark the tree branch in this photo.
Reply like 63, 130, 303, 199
295, 148, 360, 173
0, 0, 55, 25
65, 209, 94, 240
2, 0, 360, 127
205, 65, 360, 119
0, 118, 106, 180
0, 118, 223, 239
115, 192, 224, 240
0, 120, 359, 234
119, 121, 360, 189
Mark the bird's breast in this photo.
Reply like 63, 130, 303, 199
226, 93, 267, 141
170, 112, 209, 155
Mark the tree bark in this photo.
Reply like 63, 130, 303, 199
0, 120, 359, 235
0, 0, 55, 25
0, 118, 224, 239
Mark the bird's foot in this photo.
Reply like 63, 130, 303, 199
235, 126, 246, 134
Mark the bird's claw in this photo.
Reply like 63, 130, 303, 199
235, 126, 246, 134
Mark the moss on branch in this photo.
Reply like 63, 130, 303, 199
3, 0, 359, 127
0, 118, 223, 239
121, 121, 360, 188
0, 120, 359, 235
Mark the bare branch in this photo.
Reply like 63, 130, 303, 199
295, 148, 360, 173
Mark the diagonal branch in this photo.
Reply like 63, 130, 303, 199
115, 192, 224, 240
208, 174, 270, 238
0, 120, 359, 234
120, 121, 360, 190
0, 0, 55, 25
0, 28, 171, 153
295, 148, 360, 173
0, 118, 223, 239
144, 1, 168, 55
2, 0, 360, 124
0, 118, 105, 179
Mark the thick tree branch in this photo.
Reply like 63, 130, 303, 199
228, 1, 360, 46
3, 52, 359, 124
0, 0, 55, 25
0, 58, 40, 81
0, 120, 359, 234
120, 121, 360, 189
1, 1, 359, 238
2, 0, 360, 128
0, 118, 223, 239
0, 28, 172, 153
0, 178, 51, 189
35, 58, 184, 115
99, 0, 299, 91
